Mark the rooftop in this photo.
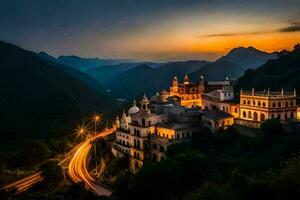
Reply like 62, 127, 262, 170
202, 109, 234, 120
156, 122, 193, 130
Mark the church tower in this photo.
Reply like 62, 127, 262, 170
172, 76, 179, 94
140, 94, 151, 114
199, 74, 205, 93
183, 73, 189, 85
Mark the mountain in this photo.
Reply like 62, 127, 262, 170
86, 62, 163, 85
217, 46, 277, 70
0, 41, 113, 146
38, 52, 131, 71
38, 52, 107, 93
108, 60, 210, 99
189, 60, 243, 81
238, 45, 300, 92
57, 55, 131, 71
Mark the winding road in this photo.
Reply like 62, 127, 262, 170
2, 127, 116, 196
68, 127, 115, 196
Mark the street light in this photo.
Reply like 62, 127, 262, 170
92, 114, 101, 175
75, 124, 88, 141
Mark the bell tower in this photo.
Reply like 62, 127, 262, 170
172, 76, 179, 94
140, 94, 151, 114
183, 73, 189, 85
199, 74, 205, 93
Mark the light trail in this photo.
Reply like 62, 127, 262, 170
2, 172, 44, 194
2, 127, 116, 197
67, 127, 115, 196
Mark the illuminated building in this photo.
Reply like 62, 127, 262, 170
236, 88, 297, 128
169, 74, 234, 108
113, 94, 201, 173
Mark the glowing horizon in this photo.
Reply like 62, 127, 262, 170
0, 0, 299, 61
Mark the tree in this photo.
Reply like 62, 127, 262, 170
39, 160, 63, 187
261, 118, 283, 135
18, 140, 51, 166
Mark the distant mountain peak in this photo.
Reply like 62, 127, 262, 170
217, 46, 277, 70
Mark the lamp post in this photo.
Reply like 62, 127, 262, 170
93, 114, 101, 175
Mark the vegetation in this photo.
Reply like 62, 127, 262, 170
111, 122, 300, 200
238, 44, 300, 93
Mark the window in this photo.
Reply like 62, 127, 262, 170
243, 111, 246, 118
291, 101, 294, 107
243, 100, 246, 104
248, 111, 252, 118
152, 144, 157, 149
285, 102, 288, 107
272, 102, 276, 108
261, 113, 266, 121
262, 102, 266, 107
253, 112, 258, 121
137, 130, 140, 137
291, 112, 294, 118
247, 100, 250, 105
253, 101, 256, 106
278, 102, 281, 107
235, 108, 238, 113
160, 146, 165, 152
258, 101, 261, 106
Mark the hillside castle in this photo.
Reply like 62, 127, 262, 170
112, 74, 300, 173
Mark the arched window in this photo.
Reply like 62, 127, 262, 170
243, 111, 246, 118
243, 100, 246, 104
247, 100, 250, 105
261, 113, 266, 121
248, 111, 252, 118
253, 101, 256, 106
291, 112, 294, 118
272, 102, 276, 108
278, 102, 281, 107
235, 108, 238, 113
262, 102, 266, 107
142, 118, 146, 127
284, 113, 288, 120
253, 112, 258, 121
258, 101, 261, 106
291, 101, 294, 107
271, 114, 275, 119
285, 101, 288, 107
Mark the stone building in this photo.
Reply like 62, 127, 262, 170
113, 94, 201, 173
237, 88, 297, 127
169, 74, 234, 108
202, 109, 234, 133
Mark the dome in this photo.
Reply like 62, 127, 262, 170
128, 100, 140, 114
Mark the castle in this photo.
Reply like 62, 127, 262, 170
112, 74, 300, 173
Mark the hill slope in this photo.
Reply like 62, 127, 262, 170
189, 60, 243, 81
238, 46, 300, 92
108, 60, 210, 99
217, 46, 277, 70
0, 41, 112, 146
38, 52, 107, 93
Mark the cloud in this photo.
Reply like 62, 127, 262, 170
278, 22, 300, 32
200, 21, 300, 38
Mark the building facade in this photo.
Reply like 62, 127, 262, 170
169, 74, 234, 108
239, 89, 297, 123
113, 94, 201, 173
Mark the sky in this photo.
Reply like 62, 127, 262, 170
0, 0, 300, 61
